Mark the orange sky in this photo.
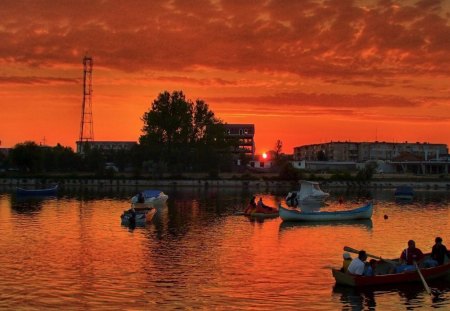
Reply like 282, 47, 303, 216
1, 0, 449, 154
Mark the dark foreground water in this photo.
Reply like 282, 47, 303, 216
0, 185, 449, 310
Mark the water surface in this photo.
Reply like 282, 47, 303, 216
0, 186, 449, 310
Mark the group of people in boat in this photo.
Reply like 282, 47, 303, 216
244, 196, 277, 215
342, 237, 450, 276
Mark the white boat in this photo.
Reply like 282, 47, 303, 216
285, 180, 329, 206
131, 190, 168, 206
279, 202, 373, 222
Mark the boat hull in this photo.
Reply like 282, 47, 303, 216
279, 202, 373, 222
121, 208, 156, 226
16, 185, 58, 196
332, 261, 450, 287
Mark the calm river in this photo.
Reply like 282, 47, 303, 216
0, 185, 449, 310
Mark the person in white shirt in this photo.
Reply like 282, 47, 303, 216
347, 250, 368, 275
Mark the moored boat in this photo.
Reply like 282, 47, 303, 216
121, 207, 156, 226
16, 185, 58, 196
332, 255, 450, 287
394, 185, 414, 201
279, 202, 373, 222
131, 190, 168, 205
286, 180, 329, 206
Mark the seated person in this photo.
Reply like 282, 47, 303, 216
395, 240, 424, 273
341, 252, 352, 273
347, 250, 368, 275
363, 259, 377, 276
244, 196, 257, 215
424, 237, 450, 267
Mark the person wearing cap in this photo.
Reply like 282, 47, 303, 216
425, 237, 450, 267
341, 252, 352, 273
395, 240, 424, 273
347, 250, 367, 275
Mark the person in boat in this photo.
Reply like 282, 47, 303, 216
244, 196, 257, 215
256, 197, 276, 213
286, 192, 298, 207
137, 192, 145, 203
363, 259, 377, 276
424, 237, 450, 267
347, 250, 368, 275
341, 252, 352, 273
395, 240, 424, 273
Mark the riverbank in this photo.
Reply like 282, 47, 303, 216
1, 175, 449, 189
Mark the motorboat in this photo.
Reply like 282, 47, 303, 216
121, 207, 156, 226
279, 202, 373, 222
131, 189, 168, 206
285, 180, 329, 206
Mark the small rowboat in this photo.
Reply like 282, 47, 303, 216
16, 185, 58, 196
332, 255, 450, 287
121, 207, 156, 226
279, 202, 373, 222
244, 204, 279, 218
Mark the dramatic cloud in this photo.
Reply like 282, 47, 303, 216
0, 0, 449, 150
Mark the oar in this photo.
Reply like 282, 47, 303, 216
343, 246, 398, 266
414, 261, 440, 297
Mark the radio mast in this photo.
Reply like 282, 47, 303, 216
78, 55, 94, 153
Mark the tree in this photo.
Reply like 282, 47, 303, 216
9, 141, 43, 172
274, 139, 283, 160
140, 91, 232, 174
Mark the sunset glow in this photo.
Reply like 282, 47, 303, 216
1, 0, 449, 153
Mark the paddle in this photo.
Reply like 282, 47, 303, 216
414, 261, 440, 297
343, 246, 398, 266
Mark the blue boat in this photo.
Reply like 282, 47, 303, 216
394, 185, 414, 201
16, 185, 58, 196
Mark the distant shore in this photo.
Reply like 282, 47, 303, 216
1, 175, 449, 189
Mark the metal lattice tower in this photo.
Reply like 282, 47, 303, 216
79, 55, 94, 148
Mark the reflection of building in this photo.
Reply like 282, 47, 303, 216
76, 141, 137, 153
294, 141, 448, 162
224, 124, 255, 159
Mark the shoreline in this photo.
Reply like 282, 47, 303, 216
1, 177, 449, 189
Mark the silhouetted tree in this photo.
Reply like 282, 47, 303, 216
140, 91, 232, 174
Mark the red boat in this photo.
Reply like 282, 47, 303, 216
332, 255, 450, 287
244, 204, 279, 218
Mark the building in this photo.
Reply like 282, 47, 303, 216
224, 124, 255, 160
294, 141, 448, 162
76, 141, 137, 153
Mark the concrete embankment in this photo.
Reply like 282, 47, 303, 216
1, 178, 449, 189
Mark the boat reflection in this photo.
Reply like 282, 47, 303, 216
333, 281, 448, 309
10, 196, 56, 213
279, 218, 373, 232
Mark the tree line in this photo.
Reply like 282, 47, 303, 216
0, 91, 252, 177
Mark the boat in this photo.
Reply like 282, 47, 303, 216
16, 185, 58, 196
394, 185, 414, 201
332, 254, 450, 287
121, 207, 156, 226
279, 202, 373, 222
131, 190, 168, 205
244, 203, 279, 218
285, 180, 329, 206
